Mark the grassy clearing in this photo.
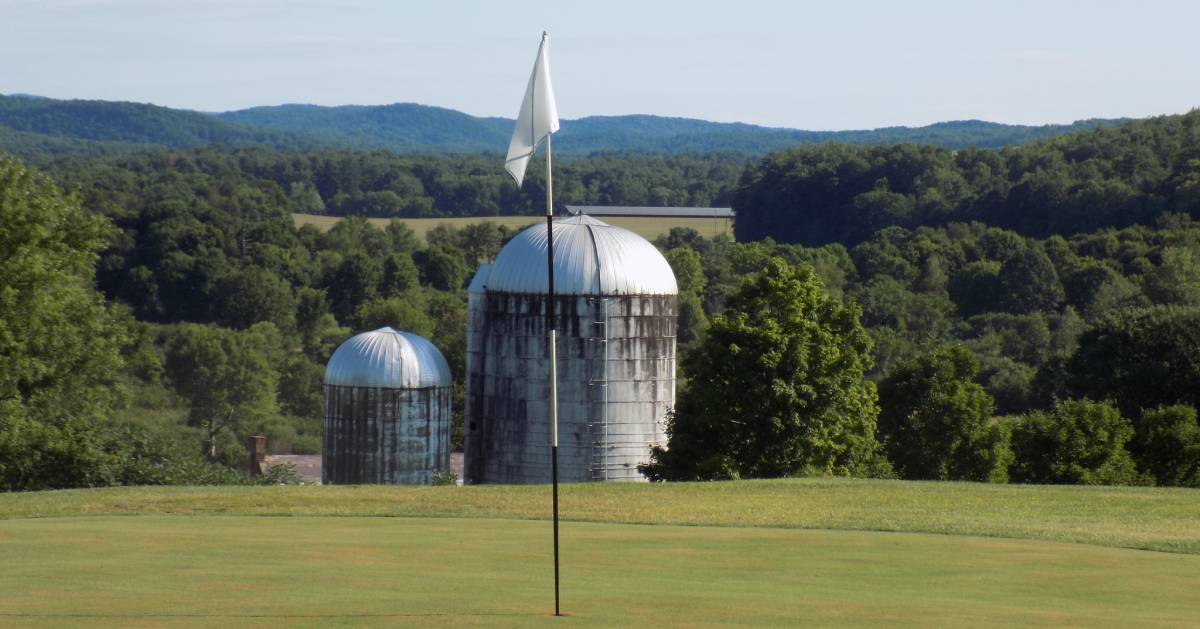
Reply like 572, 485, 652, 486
4, 478, 1199, 554
2, 516, 1198, 628
292, 213, 733, 241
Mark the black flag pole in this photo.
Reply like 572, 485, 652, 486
545, 126, 561, 617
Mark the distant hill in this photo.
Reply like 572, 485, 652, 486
0, 93, 1127, 158
216, 103, 511, 152
0, 94, 312, 152
217, 103, 1123, 154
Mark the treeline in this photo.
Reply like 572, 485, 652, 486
47, 148, 743, 222
735, 110, 1200, 246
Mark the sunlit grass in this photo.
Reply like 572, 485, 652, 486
2, 515, 1198, 628
4, 478, 1198, 554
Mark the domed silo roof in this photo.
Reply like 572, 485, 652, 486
481, 215, 677, 295
324, 327, 451, 389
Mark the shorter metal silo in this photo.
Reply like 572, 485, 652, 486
323, 327, 452, 484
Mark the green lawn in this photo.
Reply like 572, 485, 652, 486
4, 517, 1200, 628
3, 479, 1199, 627
292, 213, 733, 241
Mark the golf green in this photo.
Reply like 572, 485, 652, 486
2, 516, 1197, 627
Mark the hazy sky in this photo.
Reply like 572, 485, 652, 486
2, 0, 1197, 129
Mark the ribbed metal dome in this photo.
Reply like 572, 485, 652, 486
479, 215, 677, 295
324, 327, 451, 389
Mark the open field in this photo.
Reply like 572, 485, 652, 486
292, 213, 734, 240
2, 516, 1199, 628
4, 479, 1199, 627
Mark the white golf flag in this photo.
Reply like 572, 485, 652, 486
505, 32, 560, 188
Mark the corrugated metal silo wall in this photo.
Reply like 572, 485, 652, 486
322, 384, 452, 484
464, 292, 676, 483
464, 289, 487, 482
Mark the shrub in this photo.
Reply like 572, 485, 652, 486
1009, 399, 1138, 485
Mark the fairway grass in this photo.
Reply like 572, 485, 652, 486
292, 213, 734, 241
3, 478, 1199, 554
2, 516, 1199, 628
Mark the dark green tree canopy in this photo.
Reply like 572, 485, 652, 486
1064, 306, 1200, 419
1134, 405, 1200, 487
734, 111, 1200, 246
1009, 399, 1138, 486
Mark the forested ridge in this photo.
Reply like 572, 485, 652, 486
3, 110, 1200, 490
735, 110, 1200, 245
1, 93, 1122, 158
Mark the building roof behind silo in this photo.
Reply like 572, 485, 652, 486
565, 205, 734, 218
324, 327, 452, 389
482, 215, 677, 295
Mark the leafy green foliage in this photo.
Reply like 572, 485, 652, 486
877, 345, 1009, 482
642, 259, 887, 480
1063, 306, 1200, 419
1133, 405, 1200, 487
1009, 399, 1139, 485
0, 155, 129, 490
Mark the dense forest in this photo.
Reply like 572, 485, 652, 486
1, 93, 1120, 159
735, 110, 1200, 245
47, 148, 746, 222
3, 110, 1200, 491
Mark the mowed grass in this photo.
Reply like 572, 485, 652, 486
292, 213, 734, 241
4, 478, 1199, 554
2, 516, 1200, 628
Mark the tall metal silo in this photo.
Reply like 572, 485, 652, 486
323, 327, 452, 484
464, 215, 677, 484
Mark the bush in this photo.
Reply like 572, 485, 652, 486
877, 345, 1008, 481
1134, 405, 1200, 487
1009, 399, 1138, 485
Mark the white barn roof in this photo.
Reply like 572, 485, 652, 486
324, 327, 452, 389
479, 215, 677, 296
565, 205, 734, 218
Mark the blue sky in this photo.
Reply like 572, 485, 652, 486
1, 0, 1197, 129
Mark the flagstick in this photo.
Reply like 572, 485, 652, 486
545, 132, 561, 617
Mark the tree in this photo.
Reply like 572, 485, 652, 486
163, 323, 280, 461
352, 295, 434, 337
666, 247, 709, 344
641, 258, 887, 480
877, 345, 1008, 481
1009, 399, 1138, 485
1143, 247, 1200, 307
380, 253, 420, 297
1133, 405, 1200, 487
1064, 306, 1200, 420
665, 247, 706, 294
0, 155, 128, 490
415, 245, 469, 291
208, 266, 295, 332
325, 251, 381, 323
294, 287, 348, 362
